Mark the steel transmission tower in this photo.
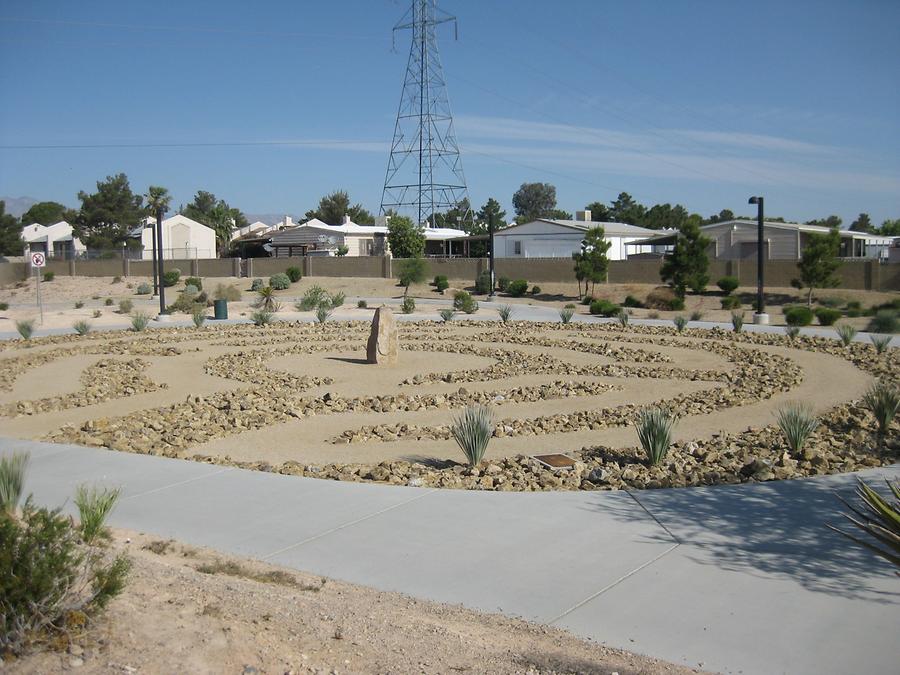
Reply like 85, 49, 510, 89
380, 0, 470, 227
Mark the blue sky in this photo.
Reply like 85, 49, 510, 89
1, 0, 898, 225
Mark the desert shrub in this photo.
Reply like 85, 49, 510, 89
315, 305, 332, 324
785, 325, 801, 340
330, 291, 345, 308
297, 285, 329, 311
136, 282, 151, 295
835, 324, 858, 346
497, 277, 510, 292
819, 296, 842, 308
92, 309, 102, 318
401, 296, 415, 314
647, 310, 660, 319
104, 298, 114, 306
433, 275, 449, 292
112, 276, 122, 284
581, 295, 595, 306
784, 306, 814, 326
815, 307, 842, 326
673, 315, 688, 332
162, 269, 180, 287
213, 283, 241, 302
118, 299, 133, 314
589, 299, 620, 317
716, 276, 739, 295
531, 285, 541, 295
451, 405, 494, 467
731, 311, 744, 333
474, 271, 492, 295
645, 287, 683, 311
497, 305, 514, 323
285, 267, 302, 283
74, 485, 120, 546
357, 299, 368, 309
616, 309, 630, 327
184, 277, 202, 291
453, 290, 479, 314
721, 296, 742, 310
622, 295, 644, 308
867, 309, 898, 334
0, 302, 8, 311
690, 310, 704, 322
42, 271, 54, 282
439, 308, 456, 323
74, 300, 84, 309
255, 286, 279, 312
870, 334, 891, 354
130, 312, 151, 332
635, 407, 677, 466
862, 380, 900, 445
506, 279, 529, 297
73, 320, 92, 336
776, 403, 818, 456
192, 308, 207, 328
250, 278, 264, 292
335, 244, 349, 257
269, 273, 291, 290
16, 319, 34, 340
559, 307, 575, 324
250, 309, 274, 326
1, 452, 28, 515
828, 478, 900, 573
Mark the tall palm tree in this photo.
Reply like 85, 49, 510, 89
144, 186, 171, 296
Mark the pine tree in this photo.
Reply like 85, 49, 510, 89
660, 218, 711, 297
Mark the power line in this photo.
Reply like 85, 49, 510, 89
0, 139, 380, 150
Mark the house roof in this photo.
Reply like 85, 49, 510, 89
626, 219, 898, 246
21, 221, 77, 243
269, 219, 466, 242
129, 214, 214, 237
496, 219, 664, 238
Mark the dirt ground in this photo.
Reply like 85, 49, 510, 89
9, 529, 705, 675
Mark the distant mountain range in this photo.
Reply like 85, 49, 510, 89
1, 196, 38, 218
244, 213, 297, 226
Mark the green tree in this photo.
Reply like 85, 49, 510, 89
476, 197, 506, 228
0, 201, 24, 256
20, 201, 77, 226
642, 203, 697, 231
182, 190, 247, 256
704, 209, 735, 225
387, 215, 425, 258
584, 201, 611, 221
144, 186, 171, 218
608, 192, 647, 225
512, 182, 559, 223
305, 190, 372, 225
396, 256, 427, 297
660, 219, 711, 297
429, 198, 472, 230
74, 173, 145, 249
792, 227, 842, 307
849, 213, 873, 233
572, 226, 612, 297
879, 219, 900, 236
806, 215, 842, 229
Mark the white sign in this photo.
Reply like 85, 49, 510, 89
30, 252, 46, 268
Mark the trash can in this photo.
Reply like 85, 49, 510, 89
213, 299, 228, 320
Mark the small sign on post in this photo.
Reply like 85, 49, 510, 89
31, 252, 45, 324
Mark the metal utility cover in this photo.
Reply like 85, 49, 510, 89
533, 454, 577, 470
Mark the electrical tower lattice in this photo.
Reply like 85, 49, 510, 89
380, 0, 470, 227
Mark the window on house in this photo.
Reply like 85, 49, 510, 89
513, 240, 522, 255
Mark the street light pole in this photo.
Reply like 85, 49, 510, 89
488, 212, 496, 297
150, 221, 159, 296
748, 196, 768, 324
155, 207, 166, 316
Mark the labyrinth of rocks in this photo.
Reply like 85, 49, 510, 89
1, 319, 896, 491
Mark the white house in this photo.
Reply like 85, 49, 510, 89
491, 211, 664, 261
231, 220, 276, 241
133, 214, 217, 260
20, 221, 86, 259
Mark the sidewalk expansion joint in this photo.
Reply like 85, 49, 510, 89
121, 467, 233, 501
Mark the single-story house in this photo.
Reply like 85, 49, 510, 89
231, 220, 277, 241
20, 221, 86, 259
490, 211, 664, 261
132, 214, 217, 260
627, 219, 896, 260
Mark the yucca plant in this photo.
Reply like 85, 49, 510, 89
785, 325, 801, 341
256, 285, 277, 312
0, 452, 29, 515
731, 311, 744, 333
497, 305, 514, 323
330, 291, 346, 308
74, 484, 121, 545
617, 309, 630, 327
439, 308, 456, 323
251, 309, 274, 326
73, 320, 92, 336
192, 308, 207, 328
130, 311, 151, 332
862, 380, 900, 447
673, 315, 687, 333
635, 407, 677, 466
450, 405, 495, 467
775, 402, 819, 456
559, 307, 575, 324
827, 479, 900, 573
15, 319, 34, 340
870, 334, 892, 354
835, 323, 858, 347
316, 305, 333, 324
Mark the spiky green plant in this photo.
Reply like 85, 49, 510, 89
439, 308, 456, 323
329, 291, 346, 308
862, 380, 900, 446
74, 485, 120, 545
785, 325, 801, 341
400, 296, 415, 314
690, 310, 704, 322
497, 305, 514, 323
559, 307, 575, 324
450, 405, 494, 467
635, 407, 677, 466
835, 323, 858, 347
775, 403, 819, 456
297, 285, 329, 311
617, 309, 630, 327
827, 479, 900, 573
315, 305, 333, 324
256, 285, 277, 312
673, 315, 687, 333
871, 334, 892, 354
191, 308, 207, 328
130, 311, 151, 332
0, 452, 29, 515
731, 311, 744, 333
15, 319, 34, 340
73, 320, 92, 336
250, 309, 274, 326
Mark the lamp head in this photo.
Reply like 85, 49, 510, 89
748, 196, 760, 205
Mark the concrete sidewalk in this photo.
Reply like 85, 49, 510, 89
2, 437, 898, 674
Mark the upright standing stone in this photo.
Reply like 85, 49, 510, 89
366, 305, 399, 365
